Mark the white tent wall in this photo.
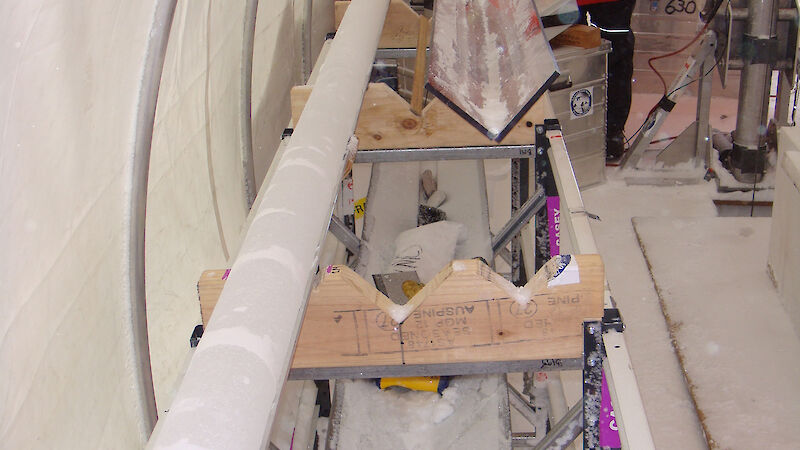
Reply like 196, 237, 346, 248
145, 0, 254, 414
0, 0, 173, 447
252, 0, 334, 188
252, 1, 303, 189
146, 0, 333, 417
1, 0, 333, 447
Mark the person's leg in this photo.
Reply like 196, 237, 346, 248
581, 0, 636, 159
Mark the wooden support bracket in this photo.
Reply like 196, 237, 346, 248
197, 255, 603, 378
291, 82, 548, 149
335, 0, 422, 48
549, 24, 602, 50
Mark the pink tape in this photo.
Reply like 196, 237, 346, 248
546, 196, 560, 257
600, 370, 622, 448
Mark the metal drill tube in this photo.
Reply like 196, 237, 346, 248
730, 7, 797, 21
734, 64, 772, 149
732, 0, 778, 180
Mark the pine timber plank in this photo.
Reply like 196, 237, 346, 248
335, 0, 421, 48
197, 269, 229, 327
409, 14, 430, 115
197, 255, 603, 375
290, 82, 548, 149
550, 24, 602, 49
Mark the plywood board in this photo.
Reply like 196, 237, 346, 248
634, 217, 800, 449
291, 82, 548, 149
335, 0, 421, 48
198, 255, 604, 375
426, 0, 559, 140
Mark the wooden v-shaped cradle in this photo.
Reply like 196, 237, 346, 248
198, 254, 603, 379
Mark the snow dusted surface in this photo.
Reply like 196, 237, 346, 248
437, 160, 493, 262
634, 217, 800, 449
581, 177, 714, 449
332, 376, 509, 449
356, 162, 420, 282
340, 143, 506, 447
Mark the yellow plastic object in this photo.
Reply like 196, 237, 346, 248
379, 376, 441, 393
402, 279, 424, 300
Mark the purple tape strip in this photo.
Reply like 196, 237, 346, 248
546, 196, 560, 257
600, 370, 622, 448
222, 269, 231, 280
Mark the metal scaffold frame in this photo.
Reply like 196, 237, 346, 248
150, 0, 656, 447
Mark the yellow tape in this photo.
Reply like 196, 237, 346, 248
379, 376, 440, 393
354, 197, 366, 219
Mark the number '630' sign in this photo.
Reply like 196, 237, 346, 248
665, 0, 697, 14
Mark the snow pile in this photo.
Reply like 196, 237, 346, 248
334, 376, 509, 449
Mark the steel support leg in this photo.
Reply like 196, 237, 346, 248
731, 0, 779, 182
583, 320, 604, 448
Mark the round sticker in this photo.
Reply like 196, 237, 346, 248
570, 88, 593, 118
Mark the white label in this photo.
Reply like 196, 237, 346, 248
547, 255, 580, 288
569, 87, 594, 119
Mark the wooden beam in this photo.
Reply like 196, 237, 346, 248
335, 0, 421, 48
291, 82, 548, 149
197, 269, 229, 327
550, 24, 602, 49
409, 15, 430, 115
198, 255, 604, 377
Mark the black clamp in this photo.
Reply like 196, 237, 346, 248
281, 128, 294, 139
731, 142, 768, 174
534, 120, 562, 197
657, 95, 676, 113
189, 324, 204, 348
533, 119, 562, 155
742, 35, 779, 65
602, 308, 625, 333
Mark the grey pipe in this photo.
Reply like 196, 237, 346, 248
731, 7, 797, 21
731, 0, 779, 182
533, 400, 584, 450
147, 1, 390, 447
129, 0, 178, 433
241, 0, 259, 208
734, 66, 772, 149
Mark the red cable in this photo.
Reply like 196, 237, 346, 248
647, 20, 712, 95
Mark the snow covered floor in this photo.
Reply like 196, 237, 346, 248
634, 217, 800, 449
582, 160, 800, 448
581, 177, 713, 449
331, 376, 510, 449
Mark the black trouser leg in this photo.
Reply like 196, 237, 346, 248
578, 1, 635, 140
